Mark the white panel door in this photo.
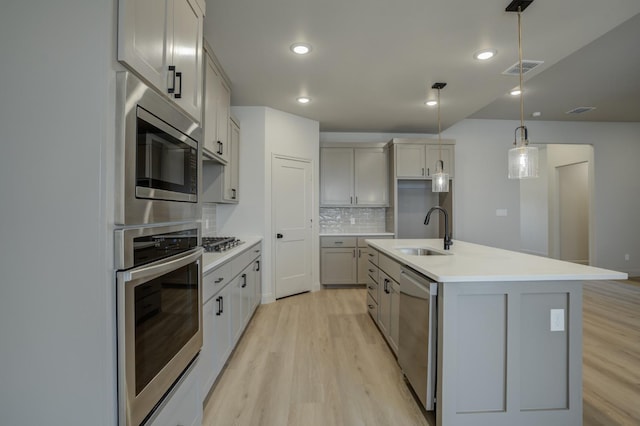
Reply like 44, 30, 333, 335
273, 156, 313, 299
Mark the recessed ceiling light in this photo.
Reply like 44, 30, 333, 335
510, 89, 522, 96
297, 97, 311, 104
425, 100, 437, 106
474, 49, 497, 61
290, 43, 312, 55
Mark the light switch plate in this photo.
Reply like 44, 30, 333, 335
550, 309, 565, 332
350, 218, 356, 225
496, 209, 508, 217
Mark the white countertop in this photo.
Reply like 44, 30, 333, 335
320, 232, 395, 237
202, 236, 262, 273
366, 238, 628, 283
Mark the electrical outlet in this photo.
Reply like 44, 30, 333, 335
550, 309, 565, 332
350, 218, 356, 225
625, 254, 630, 261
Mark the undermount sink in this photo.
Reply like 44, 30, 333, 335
396, 247, 445, 256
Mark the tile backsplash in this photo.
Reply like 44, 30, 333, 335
201, 204, 217, 237
320, 207, 387, 233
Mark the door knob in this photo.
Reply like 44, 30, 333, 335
276, 233, 283, 239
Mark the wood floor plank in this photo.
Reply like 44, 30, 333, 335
204, 281, 639, 426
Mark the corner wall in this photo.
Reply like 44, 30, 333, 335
218, 107, 320, 302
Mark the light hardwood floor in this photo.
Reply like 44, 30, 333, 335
583, 280, 640, 426
204, 281, 639, 426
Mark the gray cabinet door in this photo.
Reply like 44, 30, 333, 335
320, 148, 354, 205
426, 144, 455, 177
354, 148, 388, 206
320, 247, 357, 284
378, 270, 392, 336
395, 144, 426, 178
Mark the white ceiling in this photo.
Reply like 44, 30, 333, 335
203, 0, 640, 133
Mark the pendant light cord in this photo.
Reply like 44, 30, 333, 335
437, 87, 442, 165
518, 6, 526, 146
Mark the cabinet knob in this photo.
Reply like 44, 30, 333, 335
276, 233, 283, 239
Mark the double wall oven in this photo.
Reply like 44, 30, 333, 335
115, 72, 203, 426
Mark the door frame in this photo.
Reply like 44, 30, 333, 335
270, 154, 315, 299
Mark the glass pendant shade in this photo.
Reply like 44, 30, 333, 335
432, 171, 450, 192
432, 159, 449, 192
508, 145, 539, 179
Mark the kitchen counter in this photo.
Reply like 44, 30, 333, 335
202, 236, 262, 273
366, 238, 627, 282
365, 237, 626, 426
320, 232, 395, 237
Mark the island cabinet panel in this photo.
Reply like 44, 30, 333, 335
519, 293, 569, 410
437, 281, 583, 426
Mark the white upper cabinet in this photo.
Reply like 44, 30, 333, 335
203, 51, 231, 163
354, 148, 389, 206
118, 0, 204, 122
395, 143, 454, 178
320, 148, 354, 206
320, 147, 389, 207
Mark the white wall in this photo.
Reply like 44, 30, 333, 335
444, 119, 640, 274
0, 1, 117, 425
520, 146, 549, 256
218, 107, 320, 302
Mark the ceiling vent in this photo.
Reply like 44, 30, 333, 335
502, 60, 544, 76
566, 106, 596, 114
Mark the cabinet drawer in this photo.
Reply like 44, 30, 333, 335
203, 261, 232, 303
232, 243, 261, 276
366, 272, 378, 302
366, 248, 379, 265
366, 262, 379, 283
321, 236, 357, 248
147, 362, 202, 426
366, 292, 378, 322
379, 252, 401, 283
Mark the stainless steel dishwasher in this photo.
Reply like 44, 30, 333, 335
398, 267, 438, 411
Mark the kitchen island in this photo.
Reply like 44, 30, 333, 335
366, 238, 627, 426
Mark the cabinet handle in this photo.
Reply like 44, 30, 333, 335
255, 260, 260, 271
353, 249, 356, 258
427, 167, 430, 176
350, 196, 353, 204
421, 167, 425, 176
333, 241, 343, 245
384, 278, 390, 294
216, 296, 222, 316
358, 249, 362, 258
368, 286, 374, 290
220, 296, 224, 314
355, 196, 358, 204
368, 253, 375, 257
231, 188, 237, 199
242, 273, 247, 288
368, 304, 375, 309
174, 71, 182, 99
217, 141, 223, 155
168, 65, 176, 94
214, 277, 224, 284
368, 268, 375, 273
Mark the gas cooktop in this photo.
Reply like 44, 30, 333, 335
201, 237, 244, 253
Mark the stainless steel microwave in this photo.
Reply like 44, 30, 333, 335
115, 72, 201, 225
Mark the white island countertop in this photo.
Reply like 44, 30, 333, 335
366, 238, 628, 282
319, 232, 395, 237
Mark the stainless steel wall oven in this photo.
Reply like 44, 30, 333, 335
115, 223, 203, 426
116, 72, 201, 225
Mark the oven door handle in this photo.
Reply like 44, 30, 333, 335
120, 247, 203, 284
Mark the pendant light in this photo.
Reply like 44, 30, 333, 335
431, 82, 449, 192
506, 0, 539, 179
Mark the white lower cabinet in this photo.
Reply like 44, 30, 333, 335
368, 250, 400, 355
198, 242, 262, 402
147, 361, 202, 426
